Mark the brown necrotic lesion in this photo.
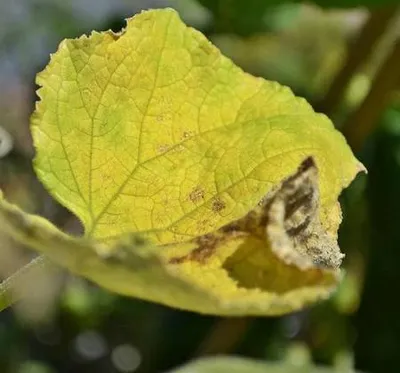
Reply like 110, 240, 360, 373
169, 157, 342, 293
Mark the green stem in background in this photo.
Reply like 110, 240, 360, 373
316, 6, 397, 115
194, 317, 251, 356
342, 39, 400, 151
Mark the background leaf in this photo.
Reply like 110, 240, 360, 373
167, 355, 355, 373
197, 0, 399, 36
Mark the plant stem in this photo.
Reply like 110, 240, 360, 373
316, 7, 397, 115
342, 39, 400, 151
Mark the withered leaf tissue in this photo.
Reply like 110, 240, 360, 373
167, 157, 343, 299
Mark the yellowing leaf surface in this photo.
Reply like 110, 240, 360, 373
32, 8, 360, 244
0, 8, 363, 316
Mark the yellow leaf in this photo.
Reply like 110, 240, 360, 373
0, 8, 363, 316
31, 8, 361, 244
1, 158, 354, 315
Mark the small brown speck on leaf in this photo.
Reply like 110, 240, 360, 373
189, 187, 205, 203
212, 198, 226, 212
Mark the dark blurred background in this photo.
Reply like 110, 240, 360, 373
0, 0, 399, 372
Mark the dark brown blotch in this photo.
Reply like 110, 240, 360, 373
169, 233, 218, 264
168, 229, 246, 265
212, 198, 226, 212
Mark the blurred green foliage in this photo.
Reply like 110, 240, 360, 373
198, 0, 399, 35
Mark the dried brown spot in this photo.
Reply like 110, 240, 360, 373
189, 187, 205, 203
169, 230, 245, 265
221, 222, 241, 234
168, 233, 217, 264
212, 198, 226, 212
188, 246, 215, 263
263, 157, 343, 269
